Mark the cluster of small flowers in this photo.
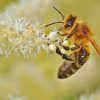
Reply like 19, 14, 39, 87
0, 0, 61, 57
0, 15, 59, 57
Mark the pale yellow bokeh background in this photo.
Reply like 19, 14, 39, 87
0, 0, 100, 100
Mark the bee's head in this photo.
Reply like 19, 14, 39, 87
59, 15, 77, 35
64, 15, 77, 30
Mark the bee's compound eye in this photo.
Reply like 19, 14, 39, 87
65, 16, 76, 30
66, 21, 72, 28
65, 20, 73, 29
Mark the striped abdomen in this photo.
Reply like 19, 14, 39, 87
58, 46, 90, 79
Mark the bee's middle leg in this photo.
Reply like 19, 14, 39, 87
60, 42, 80, 51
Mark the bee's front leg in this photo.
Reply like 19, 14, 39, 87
57, 32, 67, 36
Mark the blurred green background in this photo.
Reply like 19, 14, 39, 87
0, 0, 100, 100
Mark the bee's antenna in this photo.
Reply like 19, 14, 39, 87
53, 6, 64, 20
45, 21, 63, 27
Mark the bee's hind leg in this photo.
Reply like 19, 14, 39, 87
56, 47, 74, 61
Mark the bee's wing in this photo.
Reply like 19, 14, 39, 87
85, 34, 100, 55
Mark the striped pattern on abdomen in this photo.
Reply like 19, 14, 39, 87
58, 46, 90, 79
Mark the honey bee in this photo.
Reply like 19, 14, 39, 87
45, 7, 100, 79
